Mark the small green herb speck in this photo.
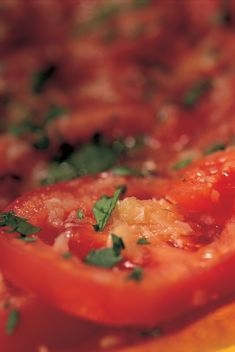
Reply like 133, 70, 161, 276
92, 186, 126, 231
0, 211, 41, 237
137, 237, 150, 245
61, 252, 72, 260
127, 266, 143, 281
111, 166, 143, 177
77, 210, 84, 220
84, 234, 125, 268
183, 79, 212, 108
32, 64, 56, 94
5, 309, 20, 336
204, 143, 226, 155
173, 158, 192, 171
18, 236, 37, 243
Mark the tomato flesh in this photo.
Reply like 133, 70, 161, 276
1, 152, 235, 326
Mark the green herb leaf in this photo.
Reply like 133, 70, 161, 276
137, 237, 150, 245
17, 236, 37, 243
92, 186, 126, 231
0, 211, 41, 237
84, 248, 122, 268
5, 309, 20, 336
69, 143, 118, 176
204, 143, 226, 155
173, 158, 192, 171
182, 79, 212, 108
41, 162, 77, 185
127, 266, 143, 281
61, 252, 72, 260
77, 209, 84, 220
44, 104, 67, 125
111, 233, 125, 255
32, 64, 56, 94
84, 233, 125, 268
111, 166, 143, 177
33, 134, 50, 150
9, 120, 39, 136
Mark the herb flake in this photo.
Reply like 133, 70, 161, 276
5, 309, 20, 336
182, 79, 212, 108
0, 211, 41, 238
137, 237, 150, 245
127, 266, 143, 281
84, 234, 125, 268
204, 143, 226, 155
77, 210, 84, 220
92, 186, 126, 231
173, 158, 192, 171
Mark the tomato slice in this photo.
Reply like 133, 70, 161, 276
1, 152, 235, 327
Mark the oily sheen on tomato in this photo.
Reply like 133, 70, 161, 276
0, 151, 235, 327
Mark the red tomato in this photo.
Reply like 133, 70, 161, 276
0, 153, 235, 327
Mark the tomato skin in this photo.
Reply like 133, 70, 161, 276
1, 155, 235, 327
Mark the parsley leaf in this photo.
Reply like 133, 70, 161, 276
69, 143, 118, 176
77, 209, 84, 220
41, 162, 77, 185
204, 142, 226, 155
61, 252, 72, 260
44, 104, 67, 125
182, 79, 212, 108
111, 233, 125, 255
0, 211, 41, 237
5, 309, 20, 335
84, 248, 122, 268
111, 166, 143, 177
33, 134, 50, 150
32, 64, 57, 94
173, 158, 192, 171
84, 233, 125, 268
127, 266, 143, 281
137, 237, 150, 245
92, 186, 126, 231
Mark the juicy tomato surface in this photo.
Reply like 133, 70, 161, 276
0, 150, 235, 328
2, 0, 235, 351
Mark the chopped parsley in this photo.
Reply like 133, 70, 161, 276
43, 137, 126, 185
204, 142, 226, 155
182, 79, 212, 108
0, 211, 41, 239
84, 234, 125, 268
111, 166, 143, 177
137, 237, 150, 245
33, 133, 50, 150
61, 252, 72, 260
127, 266, 143, 281
44, 104, 67, 125
111, 233, 125, 255
173, 157, 192, 171
32, 64, 57, 94
69, 143, 119, 176
77, 209, 84, 220
92, 186, 126, 231
41, 162, 77, 185
5, 308, 20, 336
